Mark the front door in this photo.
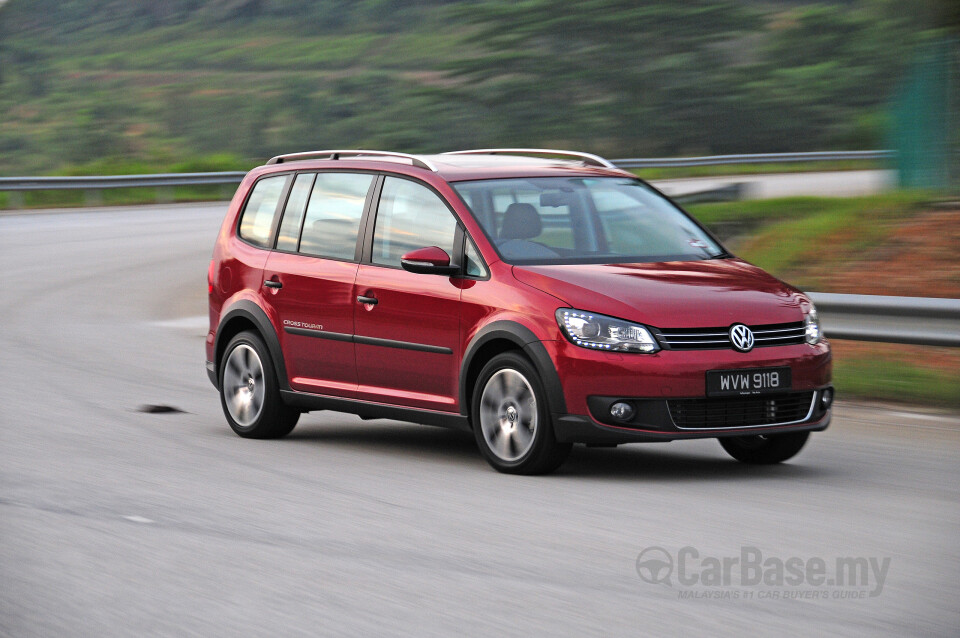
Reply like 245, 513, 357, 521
353, 176, 462, 412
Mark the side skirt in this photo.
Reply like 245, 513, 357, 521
279, 390, 472, 432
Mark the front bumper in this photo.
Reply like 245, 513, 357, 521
543, 337, 833, 444
553, 389, 832, 445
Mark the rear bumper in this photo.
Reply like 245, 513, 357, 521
206, 360, 218, 389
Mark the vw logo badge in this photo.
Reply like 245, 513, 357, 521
729, 324, 755, 352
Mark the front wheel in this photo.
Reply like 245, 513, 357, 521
718, 431, 810, 464
219, 331, 299, 439
471, 352, 571, 474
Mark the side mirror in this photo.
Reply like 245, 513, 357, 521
400, 246, 460, 276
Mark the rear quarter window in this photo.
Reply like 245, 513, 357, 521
238, 175, 288, 248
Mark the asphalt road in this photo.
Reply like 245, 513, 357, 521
654, 169, 896, 199
1, 204, 958, 637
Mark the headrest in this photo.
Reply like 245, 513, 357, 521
500, 203, 542, 240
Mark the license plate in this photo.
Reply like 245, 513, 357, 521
706, 367, 791, 397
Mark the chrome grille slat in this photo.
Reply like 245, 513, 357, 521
657, 321, 806, 350
754, 327, 805, 335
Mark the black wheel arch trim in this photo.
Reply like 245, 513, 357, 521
215, 300, 289, 391
458, 320, 566, 418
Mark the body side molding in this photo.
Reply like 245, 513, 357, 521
284, 326, 453, 354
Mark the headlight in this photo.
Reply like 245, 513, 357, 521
556, 309, 660, 354
804, 304, 821, 345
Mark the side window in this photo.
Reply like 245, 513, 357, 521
298, 172, 374, 261
238, 175, 288, 247
464, 238, 487, 277
372, 177, 457, 267
275, 173, 315, 252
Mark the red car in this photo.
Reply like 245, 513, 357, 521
206, 149, 832, 474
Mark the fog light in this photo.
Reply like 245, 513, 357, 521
610, 402, 635, 421
820, 388, 834, 409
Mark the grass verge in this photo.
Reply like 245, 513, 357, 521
830, 342, 960, 409
687, 192, 930, 274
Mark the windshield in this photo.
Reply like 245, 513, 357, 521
453, 177, 726, 265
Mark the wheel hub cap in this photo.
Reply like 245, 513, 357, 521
222, 344, 265, 427
479, 369, 537, 462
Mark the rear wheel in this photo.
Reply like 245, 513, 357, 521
718, 431, 809, 464
471, 352, 571, 474
219, 331, 299, 439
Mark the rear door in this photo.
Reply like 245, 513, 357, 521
262, 171, 377, 397
353, 176, 462, 412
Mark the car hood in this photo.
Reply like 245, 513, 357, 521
512, 259, 808, 329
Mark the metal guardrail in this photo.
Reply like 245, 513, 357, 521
0, 151, 892, 193
810, 293, 960, 348
613, 150, 894, 169
672, 183, 744, 204
0, 172, 247, 191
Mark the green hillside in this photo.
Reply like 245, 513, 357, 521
0, 0, 954, 174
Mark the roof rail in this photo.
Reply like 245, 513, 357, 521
266, 149, 437, 171
443, 148, 617, 169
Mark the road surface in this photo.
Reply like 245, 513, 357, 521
653, 169, 896, 199
1, 204, 957, 637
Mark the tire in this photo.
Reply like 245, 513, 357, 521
718, 431, 810, 464
219, 330, 299, 439
471, 352, 571, 474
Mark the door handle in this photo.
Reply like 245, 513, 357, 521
357, 295, 378, 305
264, 280, 282, 289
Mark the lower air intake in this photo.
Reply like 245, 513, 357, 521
668, 392, 816, 429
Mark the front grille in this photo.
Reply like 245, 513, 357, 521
668, 392, 815, 429
656, 321, 806, 350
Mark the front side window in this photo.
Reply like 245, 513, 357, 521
238, 175, 288, 247
452, 177, 725, 265
464, 238, 487, 277
372, 177, 457, 267
298, 172, 374, 261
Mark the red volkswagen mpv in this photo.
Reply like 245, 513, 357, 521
206, 149, 832, 474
